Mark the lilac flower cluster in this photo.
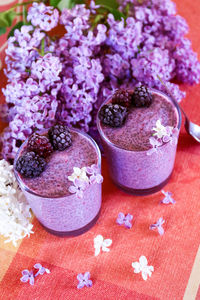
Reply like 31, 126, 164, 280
1, 0, 200, 160
27, 2, 59, 31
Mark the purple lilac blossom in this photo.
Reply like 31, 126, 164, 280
161, 190, 175, 204
34, 263, 50, 276
86, 164, 103, 184
27, 2, 59, 31
20, 270, 35, 285
149, 217, 165, 235
162, 127, 179, 145
116, 212, 133, 229
77, 272, 92, 289
1, 0, 200, 160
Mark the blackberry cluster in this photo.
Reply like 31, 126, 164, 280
99, 104, 128, 127
132, 85, 153, 107
112, 89, 132, 108
15, 152, 46, 178
48, 124, 72, 151
27, 133, 53, 158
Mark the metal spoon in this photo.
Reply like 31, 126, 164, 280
180, 107, 200, 142
157, 76, 200, 143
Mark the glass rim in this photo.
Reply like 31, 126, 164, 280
96, 87, 182, 153
14, 128, 102, 199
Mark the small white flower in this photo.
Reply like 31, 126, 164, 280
147, 137, 162, 156
153, 120, 167, 139
132, 256, 154, 281
0, 159, 33, 246
94, 234, 112, 256
68, 167, 89, 183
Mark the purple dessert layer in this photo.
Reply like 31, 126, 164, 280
100, 92, 179, 151
21, 131, 98, 197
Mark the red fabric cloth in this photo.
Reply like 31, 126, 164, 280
0, 1, 200, 299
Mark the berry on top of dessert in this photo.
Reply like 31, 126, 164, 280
27, 133, 53, 158
98, 104, 128, 128
112, 89, 132, 108
132, 85, 153, 108
48, 124, 72, 151
15, 152, 46, 178
15, 124, 72, 178
99, 85, 153, 128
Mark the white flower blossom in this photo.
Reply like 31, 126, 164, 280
0, 159, 33, 246
68, 166, 89, 183
153, 120, 167, 138
94, 234, 112, 256
147, 137, 162, 156
132, 256, 154, 281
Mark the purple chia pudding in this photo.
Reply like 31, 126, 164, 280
14, 129, 102, 236
97, 88, 181, 195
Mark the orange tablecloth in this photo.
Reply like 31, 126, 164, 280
0, 1, 200, 299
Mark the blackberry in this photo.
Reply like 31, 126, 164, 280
112, 89, 132, 107
15, 152, 46, 178
99, 104, 128, 127
27, 133, 53, 158
48, 124, 72, 151
132, 85, 153, 107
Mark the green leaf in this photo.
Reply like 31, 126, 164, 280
57, 0, 84, 10
57, 0, 74, 10
96, 0, 119, 9
50, 0, 61, 8
0, 27, 6, 36
91, 14, 105, 29
7, 21, 24, 39
0, 10, 16, 28
125, 3, 130, 17
100, 5, 125, 20
109, 8, 125, 20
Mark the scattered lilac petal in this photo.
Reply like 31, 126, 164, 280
132, 256, 154, 281
20, 270, 35, 285
161, 190, 176, 204
149, 218, 165, 235
94, 235, 112, 256
34, 263, 50, 276
116, 212, 133, 229
77, 272, 92, 289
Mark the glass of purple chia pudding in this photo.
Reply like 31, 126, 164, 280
14, 127, 102, 236
97, 87, 181, 196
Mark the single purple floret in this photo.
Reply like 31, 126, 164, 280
116, 212, 133, 229
162, 126, 179, 146
150, 217, 165, 235
77, 272, 92, 289
161, 190, 176, 204
86, 164, 103, 184
34, 263, 50, 276
20, 269, 35, 285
